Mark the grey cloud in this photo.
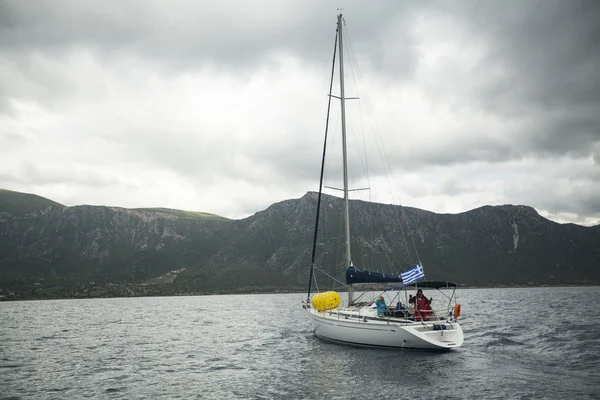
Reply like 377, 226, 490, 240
1, 0, 599, 224
0, 1, 420, 127
502, 160, 600, 219
0, 1, 414, 71
455, 1, 600, 157
335, 1, 599, 169
525, 105, 600, 158
0, 161, 122, 187
451, 0, 600, 109
379, 0, 600, 166
512, 182, 600, 220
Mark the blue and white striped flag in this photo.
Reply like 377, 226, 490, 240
401, 263, 425, 284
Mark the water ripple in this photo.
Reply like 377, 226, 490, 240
0, 288, 598, 399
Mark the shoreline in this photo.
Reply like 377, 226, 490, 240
1, 282, 599, 302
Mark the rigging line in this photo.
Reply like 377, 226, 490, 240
324, 109, 340, 189
342, 31, 370, 194
397, 207, 416, 267
343, 27, 395, 197
343, 29, 386, 272
343, 28, 397, 273
313, 272, 319, 294
435, 288, 452, 301
353, 292, 367, 303
359, 94, 371, 204
344, 26, 423, 267
322, 115, 348, 287
307, 29, 338, 302
343, 31, 387, 204
346, 35, 395, 200
334, 199, 346, 286
343, 29, 372, 205
322, 111, 341, 291
323, 193, 334, 287
364, 96, 423, 267
313, 266, 347, 287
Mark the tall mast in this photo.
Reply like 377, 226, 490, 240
337, 14, 353, 305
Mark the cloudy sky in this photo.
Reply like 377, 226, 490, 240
1, 0, 599, 225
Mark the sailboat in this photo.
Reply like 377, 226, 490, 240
302, 14, 464, 350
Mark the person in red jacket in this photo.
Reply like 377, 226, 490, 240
409, 289, 433, 321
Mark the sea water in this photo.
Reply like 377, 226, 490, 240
1, 287, 599, 399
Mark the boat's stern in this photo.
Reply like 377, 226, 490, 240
403, 321, 464, 349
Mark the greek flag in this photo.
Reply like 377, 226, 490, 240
401, 263, 425, 284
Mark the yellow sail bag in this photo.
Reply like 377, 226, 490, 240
311, 291, 341, 311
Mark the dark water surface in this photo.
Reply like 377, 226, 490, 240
1, 287, 599, 399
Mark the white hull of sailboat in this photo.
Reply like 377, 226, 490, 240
308, 308, 463, 351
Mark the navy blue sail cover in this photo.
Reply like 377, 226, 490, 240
345, 266, 404, 284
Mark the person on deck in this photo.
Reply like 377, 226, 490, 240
394, 301, 409, 318
409, 289, 433, 321
375, 296, 391, 317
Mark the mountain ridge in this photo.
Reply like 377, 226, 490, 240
0, 189, 598, 300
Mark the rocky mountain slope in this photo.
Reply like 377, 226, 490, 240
0, 189, 598, 298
